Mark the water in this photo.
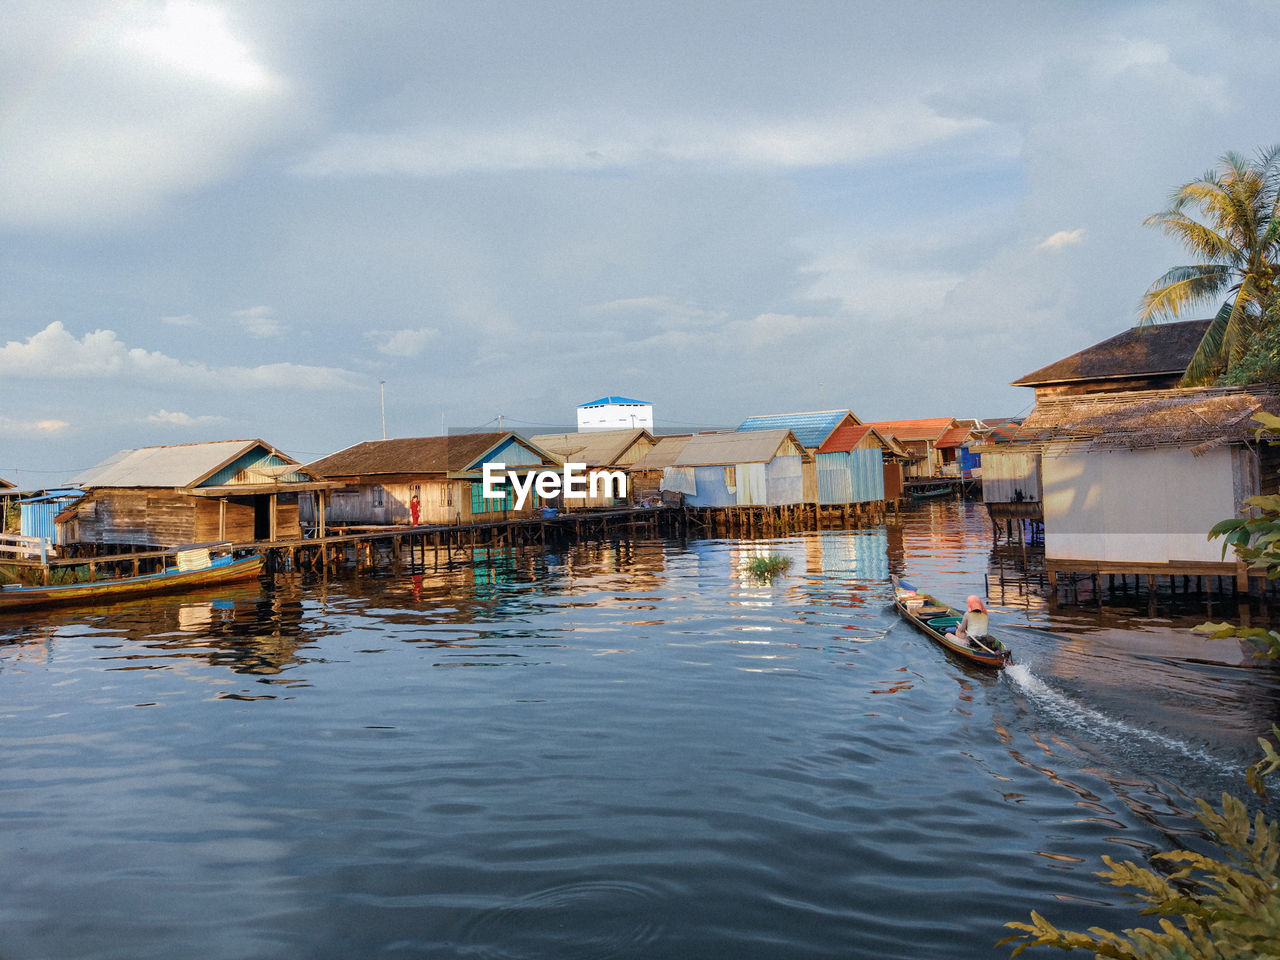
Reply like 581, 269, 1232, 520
1, 501, 1277, 959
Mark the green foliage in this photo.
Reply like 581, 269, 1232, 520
1195, 414, 1280, 660
1138, 145, 1280, 385
743, 553, 791, 581
1000, 729, 1280, 958
1217, 304, 1280, 385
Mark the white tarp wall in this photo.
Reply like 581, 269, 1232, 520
1041, 445, 1250, 565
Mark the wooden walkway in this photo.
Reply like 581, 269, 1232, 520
2, 502, 891, 585
259, 502, 889, 574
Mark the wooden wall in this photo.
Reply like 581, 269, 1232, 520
62, 489, 300, 548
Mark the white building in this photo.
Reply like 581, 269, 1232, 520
576, 396, 654, 432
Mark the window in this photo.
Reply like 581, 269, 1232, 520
372, 485, 384, 507
471, 480, 513, 514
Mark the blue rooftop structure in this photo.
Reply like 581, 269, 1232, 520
578, 396, 649, 407
737, 411, 851, 449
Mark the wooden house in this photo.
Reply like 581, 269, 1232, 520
984, 319, 1217, 535
59, 440, 330, 550
304, 432, 560, 527
862, 417, 958, 479
736, 410, 892, 505
1011, 318, 1211, 400
1016, 384, 1280, 587
529, 429, 656, 508
662, 429, 811, 507
0, 477, 15, 532
629, 435, 693, 502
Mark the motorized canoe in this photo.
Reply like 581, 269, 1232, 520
890, 574, 1012, 668
0, 548, 263, 613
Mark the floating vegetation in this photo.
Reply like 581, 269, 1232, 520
743, 553, 792, 581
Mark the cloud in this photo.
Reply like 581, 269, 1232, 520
0, 0, 291, 230
800, 246, 965, 316
585, 296, 728, 331
369, 326, 440, 357
1039, 229, 1086, 250
145, 409, 224, 426
234, 305, 285, 339
294, 104, 992, 178
0, 322, 355, 389
0, 416, 70, 436
162, 314, 201, 327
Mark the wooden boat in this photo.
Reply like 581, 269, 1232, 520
908, 482, 953, 499
0, 545, 263, 613
890, 574, 1012, 668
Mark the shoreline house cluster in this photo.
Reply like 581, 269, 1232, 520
18, 315, 1265, 601
6, 397, 1003, 555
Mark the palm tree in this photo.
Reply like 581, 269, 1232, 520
1138, 145, 1280, 384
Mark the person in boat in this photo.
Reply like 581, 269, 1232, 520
947, 595, 992, 649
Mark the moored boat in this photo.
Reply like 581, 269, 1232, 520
907, 482, 953, 499
890, 574, 1011, 668
0, 545, 263, 612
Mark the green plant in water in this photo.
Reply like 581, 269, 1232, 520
743, 553, 791, 581
1000, 735, 1280, 957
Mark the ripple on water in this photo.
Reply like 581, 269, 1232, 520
457, 878, 669, 960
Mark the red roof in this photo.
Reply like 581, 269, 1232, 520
863, 417, 955, 443
935, 425, 972, 449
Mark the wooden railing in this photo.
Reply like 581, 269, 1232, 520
0, 533, 56, 563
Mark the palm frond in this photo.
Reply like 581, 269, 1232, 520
1181, 302, 1232, 384
1139, 264, 1232, 323
1143, 212, 1239, 263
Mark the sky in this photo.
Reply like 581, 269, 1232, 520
1, 0, 1277, 489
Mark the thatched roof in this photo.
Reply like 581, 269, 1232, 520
1012, 319, 1211, 387
1014, 384, 1280, 452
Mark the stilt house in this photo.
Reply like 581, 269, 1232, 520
304, 432, 560, 527
529, 428, 656, 508
60, 440, 330, 549
628, 435, 693, 502
985, 318, 1217, 537
862, 418, 959, 479
1017, 383, 1280, 587
736, 410, 893, 505
661, 429, 811, 507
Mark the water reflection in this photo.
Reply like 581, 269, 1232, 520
0, 506, 1277, 960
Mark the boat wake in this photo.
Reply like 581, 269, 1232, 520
1002, 662, 1235, 775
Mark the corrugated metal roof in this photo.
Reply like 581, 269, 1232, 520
74, 440, 286, 489
307, 432, 553, 477
578, 396, 649, 406
630, 434, 692, 470
863, 417, 956, 442
737, 410, 858, 448
529, 429, 653, 466
674, 429, 805, 466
